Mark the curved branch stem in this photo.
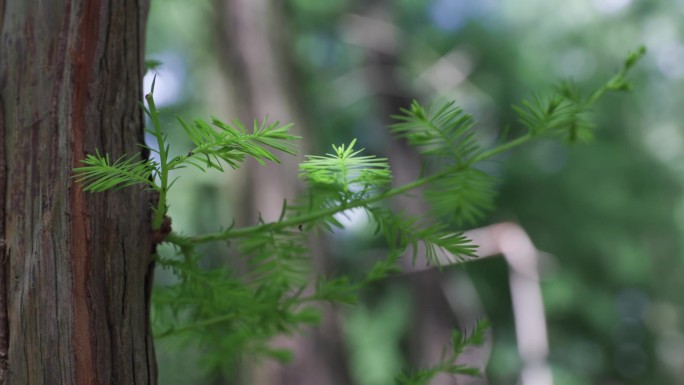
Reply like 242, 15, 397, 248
167, 132, 534, 246
146, 92, 169, 231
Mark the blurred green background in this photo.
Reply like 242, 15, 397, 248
145, 0, 684, 384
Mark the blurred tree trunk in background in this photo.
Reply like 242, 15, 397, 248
354, 1, 488, 383
358, 5, 457, 385
215, 0, 488, 383
215, 1, 351, 384
217, 0, 304, 223
0, 1, 155, 384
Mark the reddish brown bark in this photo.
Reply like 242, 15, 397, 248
0, 1, 155, 384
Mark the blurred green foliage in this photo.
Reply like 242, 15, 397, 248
146, 0, 684, 384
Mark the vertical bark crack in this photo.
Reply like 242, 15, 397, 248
70, 1, 103, 384
0, 94, 9, 382
0, 246, 6, 378
0, 0, 6, 34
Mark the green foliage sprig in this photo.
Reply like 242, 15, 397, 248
391, 100, 480, 163
395, 319, 490, 385
76, 77, 298, 230
74, 48, 644, 376
299, 138, 392, 198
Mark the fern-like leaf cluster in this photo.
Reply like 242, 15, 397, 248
391, 100, 480, 164
299, 139, 392, 200
370, 207, 477, 266
174, 117, 298, 171
74, 150, 156, 192
390, 101, 499, 227
395, 319, 490, 385
153, 253, 319, 365
424, 168, 497, 226
239, 227, 311, 287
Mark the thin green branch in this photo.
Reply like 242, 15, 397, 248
146, 88, 169, 231
155, 314, 238, 339
170, 132, 534, 246
472, 133, 532, 163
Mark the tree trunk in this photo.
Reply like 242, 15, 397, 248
0, 1, 155, 384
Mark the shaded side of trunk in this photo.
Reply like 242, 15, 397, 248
0, 1, 155, 384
